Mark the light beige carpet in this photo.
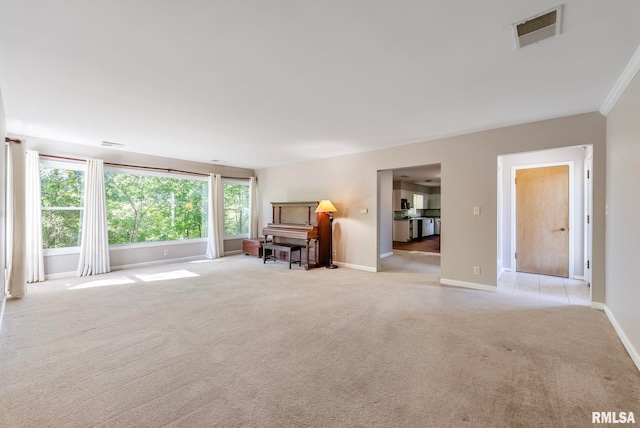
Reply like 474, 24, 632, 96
1, 253, 639, 427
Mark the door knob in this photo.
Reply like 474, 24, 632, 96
560, 227, 566, 231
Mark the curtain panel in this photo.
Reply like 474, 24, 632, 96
25, 150, 45, 282
249, 177, 258, 239
205, 173, 224, 259
77, 158, 110, 276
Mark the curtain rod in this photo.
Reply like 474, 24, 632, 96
5, 137, 22, 144
38, 154, 223, 178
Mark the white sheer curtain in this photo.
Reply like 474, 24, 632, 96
6, 142, 26, 297
25, 150, 44, 283
205, 173, 224, 259
249, 176, 258, 239
77, 158, 110, 276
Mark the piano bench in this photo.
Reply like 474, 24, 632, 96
263, 243, 302, 269
243, 239, 270, 258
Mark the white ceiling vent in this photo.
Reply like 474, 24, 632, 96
101, 141, 124, 147
513, 6, 562, 49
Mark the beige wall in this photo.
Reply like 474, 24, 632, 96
606, 71, 640, 364
0, 89, 6, 303
377, 170, 393, 260
257, 112, 606, 301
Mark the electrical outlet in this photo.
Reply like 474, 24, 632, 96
332, 250, 336, 256
473, 206, 481, 215
473, 266, 481, 275
164, 249, 170, 256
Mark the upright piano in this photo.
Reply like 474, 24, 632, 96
262, 201, 331, 269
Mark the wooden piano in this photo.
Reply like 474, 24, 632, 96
262, 201, 331, 269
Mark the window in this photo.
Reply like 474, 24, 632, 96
413, 193, 424, 210
104, 171, 208, 245
223, 179, 249, 239
40, 163, 84, 249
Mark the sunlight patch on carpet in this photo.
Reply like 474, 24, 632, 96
134, 270, 200, 282
68, 276, 136, 290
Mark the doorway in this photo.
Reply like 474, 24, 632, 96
377, 164, 442, 273
515, 165, 570, 277
497, 146, 592, 305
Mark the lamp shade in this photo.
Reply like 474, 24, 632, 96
315, 200, 337, 213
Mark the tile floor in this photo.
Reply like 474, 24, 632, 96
497, 271, 591, 306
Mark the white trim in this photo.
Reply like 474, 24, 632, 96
223, 250, 243, 256
380, 252, 393, 258
335, 262, 377, 272
510, 161, 575, 278
604, 305, 640, 373
591, 301, 605, 310
109, 238, 207, 251
600, 44, 640, 116
44, 238, 207, 256
440, 278, 497, 292
0, 297, 6, 336
573, 275, 584, 280
45, 271, 77, 280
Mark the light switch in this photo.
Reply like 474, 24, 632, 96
473, 206, 481, 215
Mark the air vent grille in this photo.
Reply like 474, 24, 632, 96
101, 141, 124, 147
513, 6, 562, 49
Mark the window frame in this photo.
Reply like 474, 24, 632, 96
40, 159, 85, 255
222, 178, 250, 241
103, 166, 209, 249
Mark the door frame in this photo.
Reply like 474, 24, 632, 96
584, 152, 593, 287
510, 161, 575, 278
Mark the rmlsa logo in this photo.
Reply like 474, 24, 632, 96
592, 412, 636, 424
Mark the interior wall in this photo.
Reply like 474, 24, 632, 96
256, 112, 606, 301
605, 70, 640, 366
377, 170, 393, 259
13, 135, 256, 276
499, 146, 587, 278
0, 89, 6, 305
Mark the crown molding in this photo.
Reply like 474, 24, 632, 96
600, 44, 640, 116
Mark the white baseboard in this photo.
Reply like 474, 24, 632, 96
224, 250, 243, 256
574, 275, 585, 280
440, 278, 497, 292
0, 297, 5, 336
380, 252, 393, 259
603, 304, 640, 373
334, 262, 376, 272
591, 302, 606, 310
45, 271, 76, 280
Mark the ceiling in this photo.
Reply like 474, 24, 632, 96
393, 164, 441, 187
1, 1, 639, 170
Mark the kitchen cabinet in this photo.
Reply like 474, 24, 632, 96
393, 220, 412, 242
422, 218, 435, 236
429, 193, 441, 209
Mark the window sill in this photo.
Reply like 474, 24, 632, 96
43, 238, 207, 256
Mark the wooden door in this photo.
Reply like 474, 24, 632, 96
516, 165, 569, 277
